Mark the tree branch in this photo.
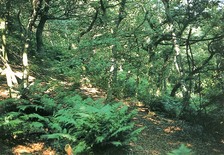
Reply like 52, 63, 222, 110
79, 9, 99, 41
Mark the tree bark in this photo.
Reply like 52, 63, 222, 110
36, 0, 50, 54
22, 0, 43, 88
36, 16, 47, 54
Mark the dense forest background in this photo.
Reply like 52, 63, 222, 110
0, 0, 224, 154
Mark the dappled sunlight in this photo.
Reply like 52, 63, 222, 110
12, 142, 56, 155
128, 100, 224, 155
150, 150, 161, 155
143, 115, 161, 125
135, 123, 144, 127
122, 99, 145, 107
163, 126, 182, 134
79, 85, 106, 99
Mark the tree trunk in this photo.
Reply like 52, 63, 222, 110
170, 82, 181, 97
106, 46, 118, 102
22, 40, 29, 88
1, 23, 8, 61
1, 9, 18, 97
22, 0, 43, 88
36, 16, 47, 54
36, 0, 50, 54
162, 1, 188, 98
106, 0, 126, 102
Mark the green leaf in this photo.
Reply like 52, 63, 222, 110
96, 135, 106, 143
168, 144, 193, 155
30, 122, 44, 129
41, 133, 76, 141
74, 141, 88, 153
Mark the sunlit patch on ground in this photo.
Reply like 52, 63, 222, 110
12, 143, 56, 155
79, 86, 106, 99
163, 126, 182, 133
150, 150, 161, 155
75, 78, 106, 100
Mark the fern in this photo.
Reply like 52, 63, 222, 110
0, 88, 143, 154
41, 133, 76, 141
74, 141, 89, 154
29, 122, 44, 131
168, 144, 193, 155
0, 92, 54, 141
42, 95, 143, 153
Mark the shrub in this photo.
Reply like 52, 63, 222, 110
123, 77, 137, 98
42, 95, 143, 154
144, 95, 183, 118
0, 95, 55, 141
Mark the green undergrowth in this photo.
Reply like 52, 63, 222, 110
168, 144, 193, 155
0, 82, 144, 154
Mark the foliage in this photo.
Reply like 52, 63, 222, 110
0, 82, 143, 154
42, 95, 143, 154
0, 82, 48, 140
168, 144, 193, 155
0, 97, 52, 141
143, 95, 183, 118
0, 81, 58, 140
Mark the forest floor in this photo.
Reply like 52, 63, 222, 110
0, 79, 224, 155
72, 86, 224, 155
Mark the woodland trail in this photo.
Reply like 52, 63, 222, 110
0, 83, 224, 155
78, 85, 224, 155
129, 105, 224, 155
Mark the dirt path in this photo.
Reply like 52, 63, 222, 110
130, 105, 224, 155
73, 85, 224, 155
1, 83, 224, 155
